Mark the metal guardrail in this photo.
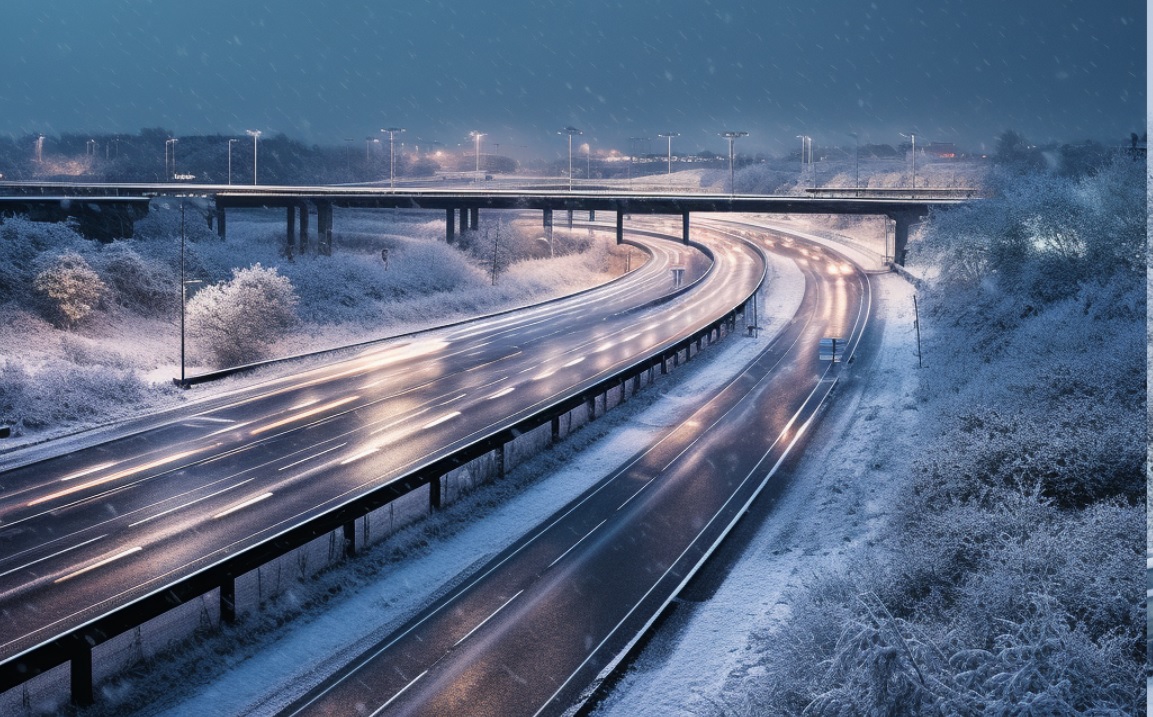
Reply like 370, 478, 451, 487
0, 237, 762, 708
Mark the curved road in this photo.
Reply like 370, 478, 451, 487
0, 224, 762, 673
280, 222, 872, 716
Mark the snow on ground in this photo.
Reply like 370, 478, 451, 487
592, 269, 921, 716
120, 246, 807, 717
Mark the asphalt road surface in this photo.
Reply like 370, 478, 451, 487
280, 223, 871, 716
0, 222, 763, 673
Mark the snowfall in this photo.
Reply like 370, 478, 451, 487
28, 219, 913, 717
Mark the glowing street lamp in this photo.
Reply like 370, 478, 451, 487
469, 130, 486, 177
246, 129, 261, 184
559, 126, 582, 191
657, 132, 678, 175
720, 131, 748, 196
381, 127, 405, 188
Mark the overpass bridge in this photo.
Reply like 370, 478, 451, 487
0, 182, 973, 265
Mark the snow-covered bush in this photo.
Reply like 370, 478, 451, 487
731, 158, 1145, 715
94, 241, 178, 315
187, 263, 298, 367
0, 216, 88, 304
33, 251, 107, 327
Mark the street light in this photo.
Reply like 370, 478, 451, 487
900, 132, 917, 192
657, 132, 679, 175
176, 203, 202, 389
847, 132, 860, 196
165, 138, 178, 181
246, 129, 261, 184
227, 138, 238, 185
559, 126, 582, 191
381, 127, 405, 188
469, 131, 486, 177
720, 131, 748, 196
795, 135, 811, 187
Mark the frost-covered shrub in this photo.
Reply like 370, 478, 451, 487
33, 251, 107, 327
94, 241, 178, 315
0, 216, 88, 304
0, 359, 150, 432
187, 263, 298, 367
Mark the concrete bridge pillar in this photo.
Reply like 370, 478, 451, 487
317, 202, 333, 255
567, 209, 573, 229
298, 203, 310, 255
216, 207, 227, 240
543, 208, 554, 257
682, 211, 690, 245
470, 207, 479, 230
616, 210, 623, 245
888, 211, 922, 266
286, 206, 296, 258
445, 208, 456, 244
459, 208, 468, 234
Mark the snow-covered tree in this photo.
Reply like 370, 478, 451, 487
32, 252, 107, 327
186, 263, 298, 367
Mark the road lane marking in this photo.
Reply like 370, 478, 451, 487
213, 492, 274, 520
453, 590, 524, 647
128, 479, 256, 527
617, 478, 658, 511
0, 534, 108, 579
340, 446, 380, 465
369, 670, 428, 717
422, 411, 461, 430
486, 386, 516, 399
278, 443, 348, 471
54, 546, 143, 584
207, 420, 253, 437
547, 520, 607, 569
249, 396, 361, 436
28, 449, 205, 507
59, 462, 118, 482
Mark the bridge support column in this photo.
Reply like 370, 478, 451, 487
543, 208, 554, 256
551, 416, 560, 445
567, 209, 573, 229
589, 209, 595, 221
220, 577, 237, 624
71, 645, 93, 707
470, 207, 479, 230
616, 211, 623, 245
217, 207, 227, 239
429, 476, 442, 511
317, 202, 333, 255
286, 206, 296, 258
682, 211, 690, 245
343, 521, 356, 558
459, 208, 469, 234
298, 204, 309, 255
889, 212, 920, 266
445, 208, 456, 244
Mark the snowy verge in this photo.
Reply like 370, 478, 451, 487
592, 271, 921, 716
82, 250, 806, 717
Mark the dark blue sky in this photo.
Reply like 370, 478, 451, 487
2, 0, 1145, 158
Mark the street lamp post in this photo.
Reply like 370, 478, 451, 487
559, 126, 582, 191
469, 131, 486, 178
176, 203, 202, 389
381, 127, 405, 188
795, 135, 811, 187
246, 130, 261, 184
900, 132, 917, 193
847, 132, 860, 196
657, 132, 678, 175
165, 138, 178, 181
227, 138, 238, 185
720, 131, 748, 196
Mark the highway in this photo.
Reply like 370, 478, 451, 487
0, 221, 763, 677
280, 222, 871, 716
